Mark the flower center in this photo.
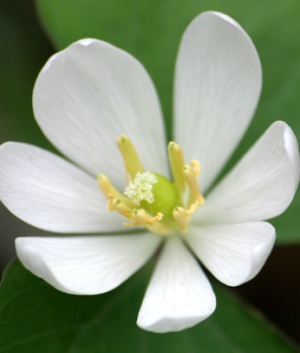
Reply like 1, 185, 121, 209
98, 135, 204, 235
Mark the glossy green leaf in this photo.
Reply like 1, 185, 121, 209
0, 1, 53, 149
36, 0, 300, 243
0, 260, 298, 353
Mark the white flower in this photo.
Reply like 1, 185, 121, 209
0, 12, 299, 333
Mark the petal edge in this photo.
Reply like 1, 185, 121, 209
197, 121, 300, 223
174, 11, 262, 192
34, 39, 169, 187
16, 233, 161, 295
187, 222, 275, 286
0, 142, 124, 233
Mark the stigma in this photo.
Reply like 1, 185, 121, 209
98, 135, 204, 235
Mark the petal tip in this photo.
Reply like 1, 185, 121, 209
269, 120, 299, 192
189, 11, 250, 37
137, 306, 216, 333
236, 223, 276, 285
76, 38, 98, 47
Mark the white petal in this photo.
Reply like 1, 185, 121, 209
186, 222, 275, 287
174, 12, 262, 192
197, 122, 299, 223
16, 233, 161, 294
0, 142, 124, 233
137, 237, 216, 333
33, 39, 168, 189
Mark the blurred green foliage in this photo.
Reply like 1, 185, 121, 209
0, 259, 298, 353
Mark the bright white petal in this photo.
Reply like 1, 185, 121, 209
16, 233, 161, 294
174, 12, 262, 192
197, 122, 300, 223
186, 222, 275, 287
0, 142, 124, 233
33, 39, 168, 189
137, 237, 216, 333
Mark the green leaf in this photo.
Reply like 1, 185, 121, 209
35, 0, 300, 243
0, 1, 53, 150
0, 1, 56, 269
0, 260, 298, 353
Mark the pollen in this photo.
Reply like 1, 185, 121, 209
124, 172, 158, 205
98, 135, 204, 235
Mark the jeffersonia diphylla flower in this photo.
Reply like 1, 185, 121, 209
0, 11, 299, 333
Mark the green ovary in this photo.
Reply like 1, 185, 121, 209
140, 173, 182, 223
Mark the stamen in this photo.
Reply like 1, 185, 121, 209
183, 161, 204, 208
117, 135, 144, 180
124, 209, 161, 227
124, 209, 170, 234
98, 173, 170, 234
168, 142, 186, 193
97, 174, 135, 209
98, 136, 205, 235
173, 207, 191, 233
109, 198, 133, 218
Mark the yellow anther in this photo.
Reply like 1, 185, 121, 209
124, 209, 170, 234
173, 207, 190, 233
173, 202, 200, 233
97, 174, 135, 210
117, 135, 144, 180
168, 141, 186, 193
108, 198, 133, 218
183, 162, 205, 208
130, 209, 163, 226
97, 173, 118, 199
190, 160, 200, 177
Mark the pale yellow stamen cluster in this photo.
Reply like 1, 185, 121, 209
98, 135, 204, 235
